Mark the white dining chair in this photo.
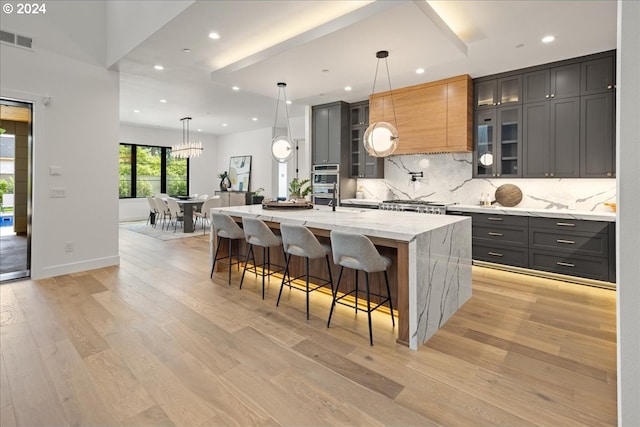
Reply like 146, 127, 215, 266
165, 198, 184, 232
194, 196, 222, 234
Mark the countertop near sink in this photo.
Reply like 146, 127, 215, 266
448, 204, 616, 222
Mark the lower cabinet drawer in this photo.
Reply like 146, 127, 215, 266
473, 243, 528, 268
529, 228, 608, 256
529, 250, 609, 282
473, 225, 528, 247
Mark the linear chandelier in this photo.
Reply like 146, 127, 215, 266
172, 117, 203, 159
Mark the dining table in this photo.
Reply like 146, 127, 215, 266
175, 199, 204, 233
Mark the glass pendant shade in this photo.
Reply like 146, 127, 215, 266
363, 121, 399, 157
271, 135, 293, 163
363, 50, 399, 157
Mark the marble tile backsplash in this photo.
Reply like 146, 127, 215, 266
356, 153, 617, 212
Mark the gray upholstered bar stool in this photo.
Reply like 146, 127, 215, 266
277, 223, 334, 320
327, 230, 394, 345
241, 217, 286, 299
210, 213, 246, 286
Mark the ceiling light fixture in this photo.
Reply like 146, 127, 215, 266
344, 86, 352, 91
232, 86, 240, 91
160, 99, 167, 103
183, 48, 192, 53
542, 35, 555, 43
134, 109, 140, 113
172, 117, 203, 159
154, 65, 164, 70
271, 82, 294, 163
416, 68, 425, 74
208, 32, 220, 40
363, 50, 399, 157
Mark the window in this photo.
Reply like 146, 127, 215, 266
119, 143, 189, 198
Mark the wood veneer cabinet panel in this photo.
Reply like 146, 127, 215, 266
369, 75, 472, 154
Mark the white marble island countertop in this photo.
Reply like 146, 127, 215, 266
213, 204, 470, 241
448, 204, 616, 222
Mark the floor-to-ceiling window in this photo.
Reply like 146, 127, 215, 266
119, 143, 188, 198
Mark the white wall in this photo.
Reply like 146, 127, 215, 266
216, 127, 276, 199
118, 123, 218, 221
617, 1, 640, 424
1, 45, 120, 279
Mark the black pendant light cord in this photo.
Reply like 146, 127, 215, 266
370, 51, 398, 132
272, 83, 291, 141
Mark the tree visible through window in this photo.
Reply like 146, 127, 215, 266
119, 143, 188, 198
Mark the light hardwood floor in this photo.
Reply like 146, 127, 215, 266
0, 226, 617, 426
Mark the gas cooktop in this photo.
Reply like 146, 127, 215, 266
380, 199, 456, 214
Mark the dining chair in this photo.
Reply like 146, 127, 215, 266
165, 198, 184, 232
154, 197, 170, 229
194, 196, 222, 234
146, 196, 158, 226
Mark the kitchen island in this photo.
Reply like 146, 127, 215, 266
210, 204, 472, 350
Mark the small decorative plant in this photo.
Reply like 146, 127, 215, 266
218, 171, 231, 191
289, 178, 312, 199
251, 187, 265, 204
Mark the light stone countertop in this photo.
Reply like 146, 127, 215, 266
447, 204, 616, 222
212, 204, 470, 241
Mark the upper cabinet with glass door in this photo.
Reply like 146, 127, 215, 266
474, 75, 522, 109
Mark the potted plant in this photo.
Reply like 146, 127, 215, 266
251, 188, 264, 204
288, 178, 312, 200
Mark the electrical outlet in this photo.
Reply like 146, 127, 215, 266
64, 241, 74, 253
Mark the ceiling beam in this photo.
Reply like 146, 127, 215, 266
412, 0, 467, 56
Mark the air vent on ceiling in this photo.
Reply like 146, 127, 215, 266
0, 30, 32, 49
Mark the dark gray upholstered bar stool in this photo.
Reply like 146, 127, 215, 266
277, 223, 334, 320
210, 213, 246, 286
327, 230, 394, 345
240, 217, 286, 299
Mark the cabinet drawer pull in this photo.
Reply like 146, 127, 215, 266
488, 252, 503, 257
488, 232, 503, 236
556, 222, 575, 227
488, 217, 503, 221
556, 261, 575, 268
556, 239, 575, 244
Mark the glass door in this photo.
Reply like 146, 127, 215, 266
497, 106, 522, 177
0, 99, 32, 282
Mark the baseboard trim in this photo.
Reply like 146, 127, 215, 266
33, 255, 120, 280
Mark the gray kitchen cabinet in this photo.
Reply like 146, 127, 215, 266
447, 210, 616, 283
580, 92, 615, 177
474, 75, 522, 109
349, 101, 383, 178
474, 106, 522, 177
312, 101, 349, 165
581, 56, 615, 95
523, 97, 580, 178
522, 63, 580, 103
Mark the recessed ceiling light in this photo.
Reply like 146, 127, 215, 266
208, 32, 220, 40
183, 48, 192, 53
197, 129, 202, 132
416, 68, 425, 74
232, 86, 240, 91
286, 100, 292, 105
159, 99, 167, 103
222, 123, 228, 127
344, 86, 352, 91
542, 35, 555, 43
252, 117, 258, 121
154, 65, 164, 71
134, 109, 140, 113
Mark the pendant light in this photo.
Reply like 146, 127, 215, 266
172, 117, 203, 159
363, 50, 399, 157
271, 82, 294, 163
